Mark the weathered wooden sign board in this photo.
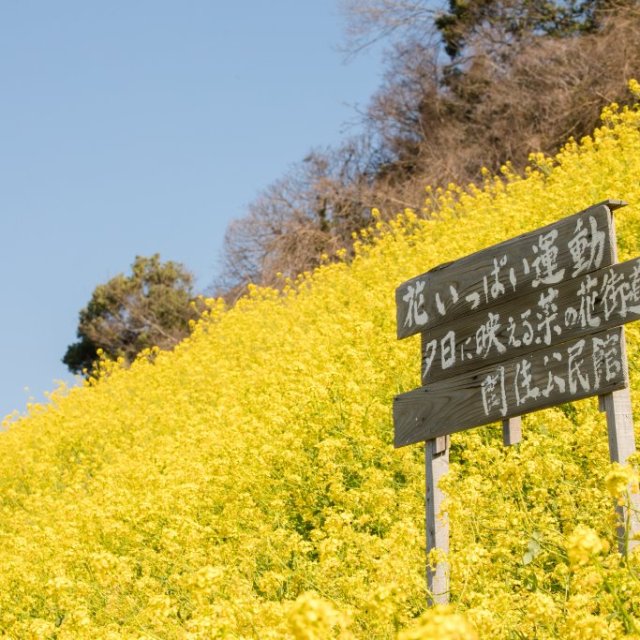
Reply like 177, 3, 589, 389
393, 200, 640, 605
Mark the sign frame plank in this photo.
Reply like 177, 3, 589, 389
598, 214, 639, 553
419, 256, 640, 385
395, 327, 628, 448
396, 200, 624, 340
425, 438, 449, 605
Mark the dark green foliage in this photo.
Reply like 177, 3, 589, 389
435, 0, 605, 61
63, 255, 200, 374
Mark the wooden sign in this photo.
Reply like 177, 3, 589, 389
396, 201, 620, 339
395, 327, 627, 447
393, 200, 640, 605
418, 257, 640, 385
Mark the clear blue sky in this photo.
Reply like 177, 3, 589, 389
0, 1, 385, 420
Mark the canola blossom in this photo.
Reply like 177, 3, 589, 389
4, 92, 640, 637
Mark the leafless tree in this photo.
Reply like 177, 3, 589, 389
215, 1, 640, 299
215, 139, 380, 300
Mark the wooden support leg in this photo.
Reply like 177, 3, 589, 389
599, 388, 640, 553
425, 437, 450, 605
502, 416, 522, 446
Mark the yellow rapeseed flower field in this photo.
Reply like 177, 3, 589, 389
5, 90, 640, 638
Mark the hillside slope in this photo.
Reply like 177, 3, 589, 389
4, 92, 640, 638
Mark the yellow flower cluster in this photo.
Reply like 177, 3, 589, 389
605, 463, 640, 502
397, 606, 478, 640
288, 592, 352, 640
3, 93, 640, 637
566, 525, 607, 567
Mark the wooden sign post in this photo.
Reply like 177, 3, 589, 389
393, 201, 640, 604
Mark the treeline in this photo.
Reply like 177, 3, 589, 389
217, 0, 640, 299
64, 0, 640, 373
